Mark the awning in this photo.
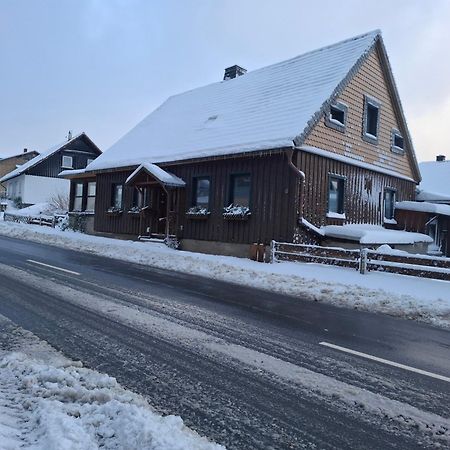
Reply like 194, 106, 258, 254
125, 162, 186, 187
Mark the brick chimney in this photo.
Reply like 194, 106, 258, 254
223, 65, 247, 80
23, 148, 28, 153
436, 155, 446, 162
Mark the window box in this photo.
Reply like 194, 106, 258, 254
223, 204, 251, 220
106, 207, 123, 216
326, 212, 346, 220
186, 206, 210, 219
128, 205, 150, 217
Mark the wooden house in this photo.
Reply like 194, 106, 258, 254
63, 31, 424, 257
395, 156, 450, 256
1, 133, 101, 207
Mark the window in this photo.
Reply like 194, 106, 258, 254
383, 188, 396, 220
73, 183, 83, 211
229, 174, 251, 207
328, 176, 345, 215
132, 187, 149, 209
326, 102, 347, 132
391, 129, 404, 154
87, 158, 94, 166
62, 155, 73, 169
112, 184, 123, 210
86, 182, 96, 211
193, 177, 210, 208
363, 95, 380, 143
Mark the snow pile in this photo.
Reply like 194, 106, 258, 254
0, 220, 449, 328
321, 223, 432, 244
0, 351, 223, 450
6, 202, 53, 218
417, 159, 450, 202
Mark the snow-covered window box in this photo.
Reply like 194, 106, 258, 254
106, 206, 123, 215
383, 217, 397, 225
186, 206, 210, 219
127, 206, 144, 215
223, 204, 251, 220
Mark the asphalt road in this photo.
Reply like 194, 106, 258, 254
0, 234, 449, 449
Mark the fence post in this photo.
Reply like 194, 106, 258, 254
270, 240, 276, 263
359, 248, 368, 274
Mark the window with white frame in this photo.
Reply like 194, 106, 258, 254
86, 182, 96, 211
73, 183, 83, 211
87, 158, 94, 166
62, 155, 73, 168
391, 129, 405, 154
383, 188, 396, 220
363, 95, 380, 143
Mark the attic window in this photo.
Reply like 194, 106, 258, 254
363, 95, 381, 144
325, 102, 347, 132
391, 129, 405, 154
62, 155, 73, 169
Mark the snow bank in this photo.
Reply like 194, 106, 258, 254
0, 346, 223, 450
321, 223, 432, 244
0, 220, 449, 328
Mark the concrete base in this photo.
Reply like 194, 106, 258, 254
181, 239, 251, 258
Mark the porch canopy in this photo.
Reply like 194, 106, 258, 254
125, 162, 185, 187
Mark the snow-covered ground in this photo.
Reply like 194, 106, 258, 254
0, 316, 223, 450
0, 220, 449, 328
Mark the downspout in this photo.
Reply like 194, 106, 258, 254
286, 148, 305, 222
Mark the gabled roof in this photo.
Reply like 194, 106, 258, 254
0, 150, 39, 163
0, 132, 100, 183
125, 162, 185, 187
417, 160, 450, 202
89, 30, 401, 172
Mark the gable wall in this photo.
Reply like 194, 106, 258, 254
303, 45, 415, 180
28, 138, 100, 178
0, 153, 38, 194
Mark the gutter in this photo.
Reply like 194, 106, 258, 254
286, 148, 305, 221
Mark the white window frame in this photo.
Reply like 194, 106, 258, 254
62, 155, 73, 169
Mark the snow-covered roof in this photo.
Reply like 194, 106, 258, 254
396, 201, 450, 217
321, 224, 432, 245
88, 30, 383, 172
59, 168, 87, 177
417, 160, 450, 202
0, 150, 39, 162
125, 162, 186, 187
0, 133, 86, 183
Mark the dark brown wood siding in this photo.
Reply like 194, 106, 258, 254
93, 152, 299, 244
297, 150, 416, 227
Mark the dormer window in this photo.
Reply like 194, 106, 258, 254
325, 102, 347, 132
363, 95, 380, 144
391, 129, 405, 154
62, 155, 73, 169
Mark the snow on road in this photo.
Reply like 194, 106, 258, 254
0, 220, 449, 328
0, 317, 223, 450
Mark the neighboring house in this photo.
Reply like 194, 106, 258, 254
395, 155, 450, 256
63, 30, 423, 257
0, 133, 101, 207
0, 149, 39, 196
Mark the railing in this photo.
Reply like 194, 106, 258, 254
3, 212, 56, 227
270, 241, 450, 281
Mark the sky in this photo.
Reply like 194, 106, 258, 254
0, 0, 449, 163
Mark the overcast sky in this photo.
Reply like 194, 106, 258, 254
1, 0, 449, 162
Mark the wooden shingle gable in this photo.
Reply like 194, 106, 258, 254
295, 34, 421, 184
